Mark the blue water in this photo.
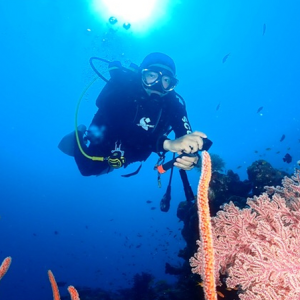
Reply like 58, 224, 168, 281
0, 1, 299, 299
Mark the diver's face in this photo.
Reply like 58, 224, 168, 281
142, 70, 173, 97
144, 71, 172, 90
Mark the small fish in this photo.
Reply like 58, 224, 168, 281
276, 151, 280, 154
222, 53, 230, 63
237, 166, 242, 169
279, 134, 285, 142
216, 102, 221, 111
151, 207, 156, 210
146, 200, 152, 204
297, 160, 300, 166
54, 231, 59, 235
257, 106, 263, 113
283, 153, 292, 164
254, 150, 258, 153
263, 23, 266, 35
217, 291, 225, 298
266, 148, 271, 151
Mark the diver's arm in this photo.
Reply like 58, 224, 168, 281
171, 101, 193, 138
162, 102, 206, 170
168, 100, 207, 151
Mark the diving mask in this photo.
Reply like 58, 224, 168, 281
141, 68, 178, 93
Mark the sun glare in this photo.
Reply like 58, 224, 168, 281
92, 0, 173, 34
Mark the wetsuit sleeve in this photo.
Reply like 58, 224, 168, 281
155, 135, 171, 153
154, 98, 192, 153
170, 99, 193, 138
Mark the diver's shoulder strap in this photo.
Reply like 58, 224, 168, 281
108, 61, 139, 81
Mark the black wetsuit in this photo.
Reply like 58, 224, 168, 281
74, 68, 192, 176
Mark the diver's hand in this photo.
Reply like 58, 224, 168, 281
163, 131, 207, 154
174, 154, 199, 171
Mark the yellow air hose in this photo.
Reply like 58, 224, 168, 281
74, 77, 106, 161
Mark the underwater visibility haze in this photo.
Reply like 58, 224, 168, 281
0, 0, 300, 299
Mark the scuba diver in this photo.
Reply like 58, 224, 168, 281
59, 52, 212, 211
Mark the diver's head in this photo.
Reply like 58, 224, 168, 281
140, 52, 178, 96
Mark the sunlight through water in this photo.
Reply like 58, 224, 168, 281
92, 0, 175, 34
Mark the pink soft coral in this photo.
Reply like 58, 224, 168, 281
191, 169, 300, 300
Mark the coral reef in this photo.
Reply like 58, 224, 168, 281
2, 160, 296, 300
169, 160, 290, 299
247, 160, 289, 196
209, 170, 252, 215
208, 169, 300, 299
196, 153, 225, 173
